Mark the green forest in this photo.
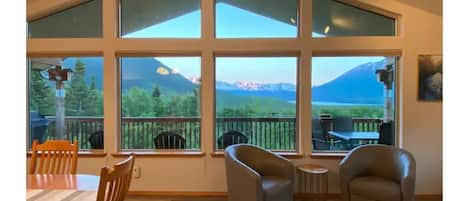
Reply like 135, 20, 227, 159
30, 59, 385, 150
30, 59, 199, 118
30, 59, 385, 119
30, 59, 103, 116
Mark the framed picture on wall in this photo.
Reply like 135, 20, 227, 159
418, 55, 442, 101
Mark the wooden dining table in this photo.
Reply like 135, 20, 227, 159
27, 174, 100, 201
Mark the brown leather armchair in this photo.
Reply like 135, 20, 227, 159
224, 144, 294, 201
339, 144, 416, 201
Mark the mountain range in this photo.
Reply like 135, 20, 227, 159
311, 60, 388, 104
62, 57, 197, 94
60, 57, 389, 104
215, 59, 388, 104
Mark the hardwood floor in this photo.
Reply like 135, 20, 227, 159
125, 195, 442, 201
126, 195, 223, 201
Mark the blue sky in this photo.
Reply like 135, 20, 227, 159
124, 2, 385, 86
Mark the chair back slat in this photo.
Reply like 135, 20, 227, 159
49, 151, 56, 173
37, 152, 44, 173
96, 155, 135, 201
59, 151, 66, 173
44, 152, 51, 173
29, 140, 78, 174
56, 150, 63, 174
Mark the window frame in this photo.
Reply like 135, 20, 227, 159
117, 54, 203, 151
118, 0, 203, 39
311, 0, 398, 38
309, 55, 400, 154
213, 54, 301, 152
26, 0, 402, 157
214, 0, 301, 39
28, 0, 104, 38
26, 54, 105, 152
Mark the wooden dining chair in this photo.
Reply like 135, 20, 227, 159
29, 140, 79, 174
96, 155, 135, 201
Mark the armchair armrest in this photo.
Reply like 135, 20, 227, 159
259, 151, 294, 180
398, 152, 416, 201
339, 151, 370, 201
339, 152, 369, 180
225, 153, 263, 201
401, 175, 415, 201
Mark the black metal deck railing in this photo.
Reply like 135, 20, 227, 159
28, 117, 381, 150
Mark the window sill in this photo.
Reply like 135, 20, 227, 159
310, 152, 347, 159
111, 151, 205, 157
27, 150, 107, 157
211, 151, 303, 159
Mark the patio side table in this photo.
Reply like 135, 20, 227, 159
296, 164, 328, 200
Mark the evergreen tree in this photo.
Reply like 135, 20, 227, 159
152, 84, 161, 98
65, 59, 94, 116
167, 96, 182, 116
30, 71, 55, 115
122, 87, 153, 117
85, 76, 102, 115
184, 88, 199, 116
151, 85, 165, 116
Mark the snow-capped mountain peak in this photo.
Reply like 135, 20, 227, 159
216, 81, 296, 91
234, 81, 263, 90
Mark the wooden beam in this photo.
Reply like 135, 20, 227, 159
27, 39, 103, 56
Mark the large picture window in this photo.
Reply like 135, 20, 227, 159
27, 0, 399, 154
28, 57, 104, 150
215, 0, 298, 38
215, 57, 298, 151
120, 57, 201, 150
120, 0, 201, 38
311, 56, 396, 152
28, 0, 103, 38
312, 0, 395, 37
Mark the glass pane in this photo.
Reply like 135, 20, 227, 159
28, 0, 102, 38
312, 0, 395, 37
121, 0, 201, 38
216, 0, 298, 38
120, 57, 201, 150
311, 56, 396, 152
215, 57, 297, 150
28, 57, 104, 150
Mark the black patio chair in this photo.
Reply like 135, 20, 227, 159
378, 121, 394, 145
30, 111, 51, 144
332, 116, 355, 149
153, 132, 186, 149
89, 130, 104, 149
332, 116, 353, 132
217, 131, 248, 149
312, 119, 343, 151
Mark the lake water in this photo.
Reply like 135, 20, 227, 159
288, 100, 382, 106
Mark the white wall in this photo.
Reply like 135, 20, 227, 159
27, 0, 442, 195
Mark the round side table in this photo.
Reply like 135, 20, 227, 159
296, 164, 329, 197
